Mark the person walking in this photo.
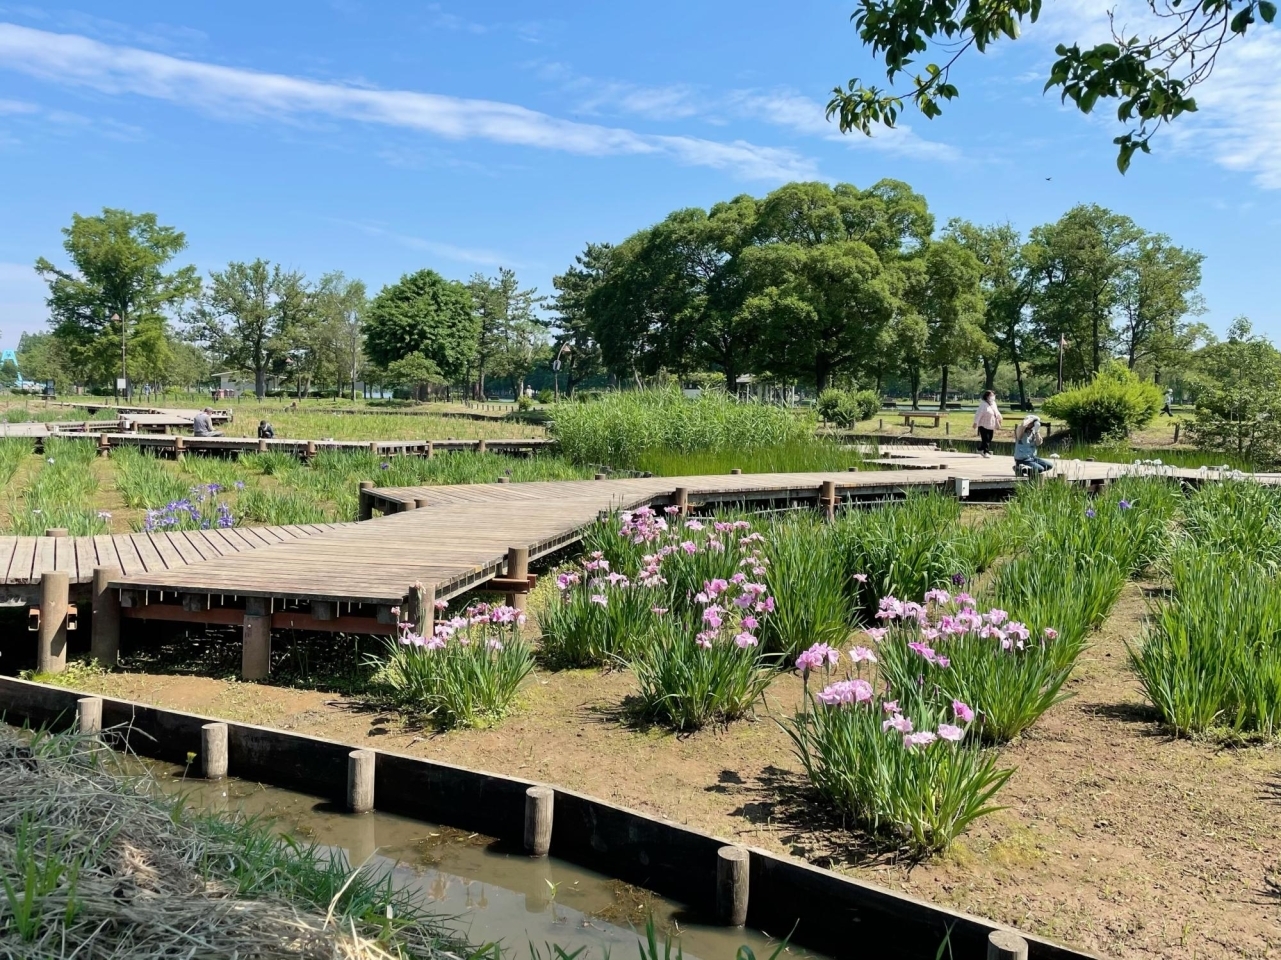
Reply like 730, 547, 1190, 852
973, 390, 1002, 458
1161, 389, 1174, 417
1012, 415, 1053, 476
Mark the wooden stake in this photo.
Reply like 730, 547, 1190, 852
358, 481, 374, 521
173, 435, 185, 460
716, 845, 750, 926
348, 749, 375, 813
506, 547, 529, 613
77, 696, 102, 734
37, 570, 69, 675
406, 581, 435, 638
673, 487, 689, 516
242, 598, 271, 680
987, 930, 1029, 960
820, 480, 837, 522
524, 785, 554, 857
730, 468, 742, 475
45, 527, 67, 538
91, 565, 121, 667
202, 721, 229, 779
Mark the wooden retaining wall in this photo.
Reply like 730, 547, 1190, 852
0, 676, 1093, 960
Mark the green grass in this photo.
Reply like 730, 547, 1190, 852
636, 437, 872, 476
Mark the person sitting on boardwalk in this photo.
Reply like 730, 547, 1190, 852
972, 390, 1002, 458
192, 407, 223, 438
257, 420, 275, 439
1012, 415, 1052, 476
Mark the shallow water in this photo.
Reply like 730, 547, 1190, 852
140, 759, 820, 960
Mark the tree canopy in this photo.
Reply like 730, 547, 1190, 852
363, 269, 479, 384
827, 0, 1275, 169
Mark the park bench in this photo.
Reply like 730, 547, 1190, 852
901, 411, 942, 428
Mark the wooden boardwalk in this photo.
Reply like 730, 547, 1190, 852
0, 523, 348, 604
8, 450, 1279, 678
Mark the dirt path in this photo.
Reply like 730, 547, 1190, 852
46, 585, 1281, 959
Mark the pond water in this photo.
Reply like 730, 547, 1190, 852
141, 759, 821, 960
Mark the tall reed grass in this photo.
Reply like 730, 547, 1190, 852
550, 389, 812, 468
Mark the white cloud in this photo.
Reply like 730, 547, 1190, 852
0, 97, 37, 114
333, 220, 524, 268
0, 22, 816, 181
727, 88, 963, 162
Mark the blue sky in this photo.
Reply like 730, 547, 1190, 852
1, 0, 1278, 352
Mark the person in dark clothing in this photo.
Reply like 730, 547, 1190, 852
257, 420, 275, 439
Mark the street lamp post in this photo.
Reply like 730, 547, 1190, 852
113, 312, 127, 402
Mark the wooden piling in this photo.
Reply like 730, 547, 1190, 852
594, 473, 607, 480
304, 440, 317, 460
673, 487, 689, 516
91, 565, 121, 667
406, 581, 435, 638
37, 570, 69, 675
76, 696, 102, 734
358, 481, 374, 521
414, 497, 431, 509
524, 785, 554, 857
348, 749, 375, 813
987, 930, 1029, 960
242, 597, 271, 680
820, 479, 837, 522
477, 439, 488, 454
730, 468, 742, 475
716, 845, 750, 926
506, 546, 529, 613
173, 435, 185, 460
257, 438, 267, 453
202, 722, 228, 779
45, 527, 67, 538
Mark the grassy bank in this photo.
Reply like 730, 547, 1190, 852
0, 727, 468, 959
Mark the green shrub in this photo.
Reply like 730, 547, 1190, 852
517, 395, 533, 412
817, 388, 879, 427
536, 388, 554, 404
536, 559, 659, 668
1041, 363, 1162, 442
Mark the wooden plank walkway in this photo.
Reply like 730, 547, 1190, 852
0, 523, 347, 602
42, 432, 554, 459
103, 452, 1218, 608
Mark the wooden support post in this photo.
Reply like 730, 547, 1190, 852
414, 497, 431, 509
304, 440, 317, 461
506, 546, 529, 613
716, 845, 750, 927
673, 487, 689, 516
37, 570, 69, 675
77, 696, 102, 735
91, 566, 121, 667
173, 435, 185, 460
242, 597, 271, 681
945, 421, 950, 436
97, 433, 111, 457
477, 439, 488, 454
202, 722, 229, 779
358, 481, 374, 521
524, 785, 554, 857
497, 476, 510, 483
820, 479, 837, 522
878, 417, 883, 430
312, 600, 335, 621
594, 472, 607, 480
257, 438, 267, 453
348, 749, 375, 813
730, 468, 742, 475
847, 465, 859, 472
426, 441, 434, 459
1174, 422, 1181, 443
45, 527, 67, 538
368, 441, 379, 454
987, 930, 1029, 960
406, 581, 435, 638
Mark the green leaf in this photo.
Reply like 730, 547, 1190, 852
1260, 0, 1277, 21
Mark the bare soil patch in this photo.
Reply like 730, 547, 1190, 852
36, 584, 1281, 960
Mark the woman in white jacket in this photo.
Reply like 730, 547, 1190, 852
973, 390, 1002, 457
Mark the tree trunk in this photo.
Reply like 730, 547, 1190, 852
939, 366, 950, 412
910, 370, 921, 410
255, 366, 266, 399
982, 357, 998, 392
1014, 356, 1028, 410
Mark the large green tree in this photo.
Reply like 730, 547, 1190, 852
364, 270, 478, 385
909, 239, 988, 410
35, 208, 200, 389
190, 260, 308, 398
1114, 235, 1206, 381
1186, 318, 1281, 464
550, 243, 610, 395
827, 0, 1274, 169
468, 268, 547, 398
308, 272, 368, 401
